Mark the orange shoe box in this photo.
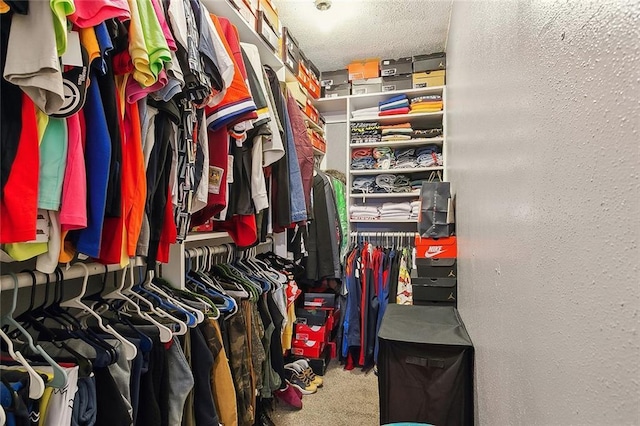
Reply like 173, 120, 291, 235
348, 58, 380, 81
291, 339, 325, 358
414, 236, 457, 259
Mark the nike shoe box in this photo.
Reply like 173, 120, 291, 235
291, 339, 325, 358
380, 57, 413, 77
303, 292, 336, 310
321, 68, 349, 88
295, 323, 328, 343
413, 52, 446, 72
414, 236, 457, 259
295, 308, 327, 327
411, 277, 457, 306
415, 258, 457, 278
322, 83, 351, 98
382, 74, 412, 92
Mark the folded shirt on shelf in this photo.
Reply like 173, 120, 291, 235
351, 157, 376, 169
380, 99, 410, 111
381, 202, 412, 212
352, 106, 379, 118
412, 128, 443, 138
351, 122, 381, 144
379, 94, 408, 109
410, 103, 443, 113
381, 135, 412, 141
381, 128, 413, 135
379, 107, 410, 116
352, 176, 376, 193
352, 148, 373, 159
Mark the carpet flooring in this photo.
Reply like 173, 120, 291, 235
272, 360, 379, 425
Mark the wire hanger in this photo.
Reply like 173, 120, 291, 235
60, 263, 138, 361
0, 274, 68, 388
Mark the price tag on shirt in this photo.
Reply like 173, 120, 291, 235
62, 31, 83, 67
208, 165, 223, 194
227, 155, 234, 184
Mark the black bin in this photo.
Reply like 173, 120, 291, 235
378, 305, 474, 425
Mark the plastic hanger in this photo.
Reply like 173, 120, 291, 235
0, 274, 68, 388
0, 404, 5, 426
0, 328, 45, 399
103, 261, 173, 343
140, 270, 198, 326
60, 263, 138, 361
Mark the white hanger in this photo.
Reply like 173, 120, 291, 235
60, 263, 138, 361
103, 261, 174, 343
1, 274, 68, 388
0, 328, 45, 399
0, 405, 5, 426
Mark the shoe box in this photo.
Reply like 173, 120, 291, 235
289, 344, 331, 376
411, 277, 457, 307
412, 70, 446, 88
291, 339, 325, 358
415, 257, 457, 278
295, 308, 327, 326
352, 77, 383, 95
414, 236, 457, 259
303, 292, 336, 310
412, 52, 446, 73
295, 323, 328, 342
348, 58, 380, 81
320, 69, 349, 88
322, 83, 351, 98
382, 74, 412, 92
380, 57, 413, 77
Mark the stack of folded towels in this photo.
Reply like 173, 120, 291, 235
381, 123, 413, 141
380, 202, 413, 219
375, 174, 412, 193
350, 205, 380, 220
352, 106, 380, 119
416, 145, 443, 167
394, 148, 417, 169
351, 148, 376, 170
351, 122, 381, 144
410, 200, 421, 220
373, 147, 393, 169
410, 95, 443, 113
378, 95, 410, 116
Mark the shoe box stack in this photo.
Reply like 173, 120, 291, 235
411, 236, 458, 307
289, 292, 340, 375
320, 52, 446, 98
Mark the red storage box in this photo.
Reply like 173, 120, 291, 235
414, 236, 457, 259
291, 339, 325, 358
304, 100, 319, 123
295, 324, 327, 342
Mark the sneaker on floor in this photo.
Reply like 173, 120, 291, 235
274, 384, 303, 410
293, 359, 324, 387
284, 364, 318, 395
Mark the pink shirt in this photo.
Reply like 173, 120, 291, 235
59, 113, 87, 231
151, 0, 177, 51
69, 0, 130, 28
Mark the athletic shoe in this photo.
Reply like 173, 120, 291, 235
293, 359, 324, 387
284, 364, 317, 395
274, 384, 302, 410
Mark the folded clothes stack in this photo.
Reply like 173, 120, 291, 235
373, 147, 393, 169
378, 94, 410, 117
416, 145, 443, 167
394, 148, 418, 169
380, 202, 413, 219
352, 176, 376, 193
352, 106, 379, 119
350, 205, 380, 220
381, 123, 413, 142
351, 122, 381, 144
411, 179, 424, 191
412, 127, 443, 139
351, 148, 376, 169
410, 200, 421, 219
375, 174, 412, 193
410, 95, 443, 113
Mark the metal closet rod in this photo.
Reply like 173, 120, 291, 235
184, 238, 274, 259
0, 258, 146, 292
350, 231, 417, 237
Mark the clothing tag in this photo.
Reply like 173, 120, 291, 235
208, 165, 224, 194
62, 31, 83, 67
227, 155, 234, 184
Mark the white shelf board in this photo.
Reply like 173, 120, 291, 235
351, 111, 444, 124
350, 192, 420, 198
349, 138, 443, 148
184, 231, 231, 242
313, 96, 348, 115
350, 166, 444, 175
350, 219, 418, 223
202, 0, 284, 71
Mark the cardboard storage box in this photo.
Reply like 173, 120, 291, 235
413, 52, 446, 72
258, 0, 279, 35
304, 99, 319, 123
380, 57, 413, 77
411, 277, 457, 305
231, 0, 257, 28
282, 27, 301, 74
352, 77, 382, 95
415, 257, 457, 278
286, 81, 308, 106
291, 339, 325, 358
296, 309, 327, 327
414, 236, 457, 259
299, 61, 320, 99
303, 292, 336, 310
323, 83, 350, 98
256, 11, 279, 52
321, 69, 349, 87
295, 324, 328, 342
348, 58, 379, 81
413, 70, 446, 88
382, 74, 412, 92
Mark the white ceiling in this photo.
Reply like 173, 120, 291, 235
272, 0, 453, 72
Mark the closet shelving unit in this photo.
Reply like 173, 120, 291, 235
313, 85, 447, 233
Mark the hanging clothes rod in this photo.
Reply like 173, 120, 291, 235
183, 237, 274, 259
350, 231, 417, 237
0, 258, 146, 292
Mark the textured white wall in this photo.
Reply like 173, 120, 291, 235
446, 1, 640, 424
